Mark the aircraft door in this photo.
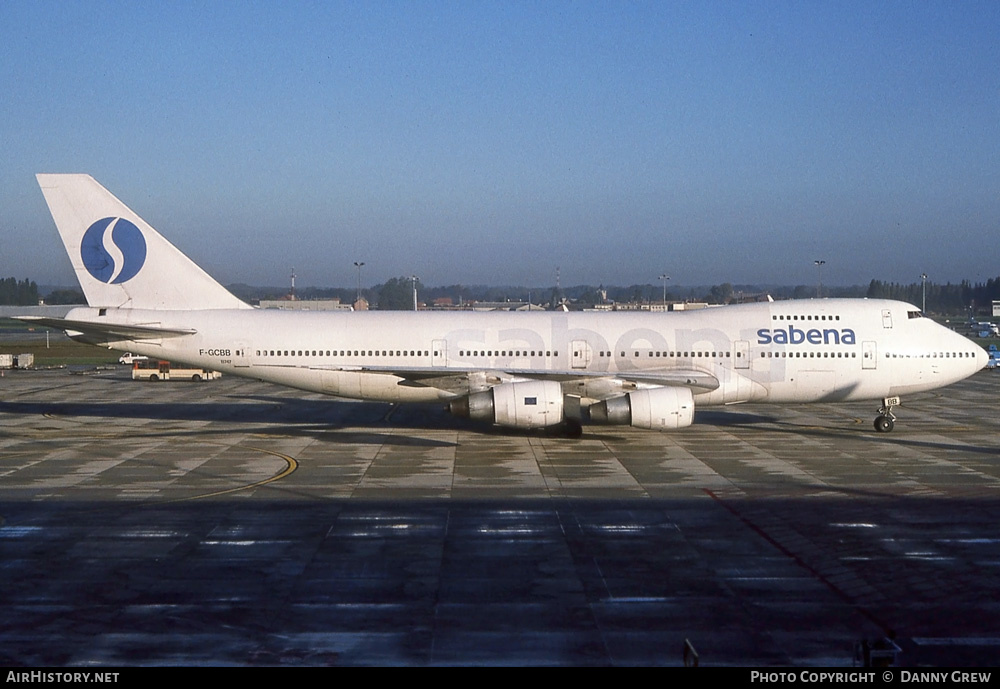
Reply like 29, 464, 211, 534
862, 341, 877, 370
882, 309, 893, 328
432, 339, 448, 367
234, 341, 251, 367
571, 340, 593, 369
734, 340, 750, 369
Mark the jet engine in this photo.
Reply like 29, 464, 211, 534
589, 386, 694, 430
449, 380, 565, 429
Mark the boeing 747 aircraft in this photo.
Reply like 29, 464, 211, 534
22, 174, 988, 436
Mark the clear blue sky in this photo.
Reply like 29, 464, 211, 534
2, 1, 999, 289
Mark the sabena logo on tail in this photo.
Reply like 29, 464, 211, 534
80, 217, 147, 284
37, 173, 251, 311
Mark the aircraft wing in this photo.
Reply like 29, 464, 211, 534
309, 364, 720, 397
510, 368, 720, 391
14, 316, 196, 340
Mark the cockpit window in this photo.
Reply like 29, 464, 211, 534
907, 311, 923, 319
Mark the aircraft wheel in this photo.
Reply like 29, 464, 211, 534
874, 415, 894, 433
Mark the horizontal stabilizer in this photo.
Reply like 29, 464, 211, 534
15, 316, 196, 340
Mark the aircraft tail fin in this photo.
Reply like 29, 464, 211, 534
36, 174, 250, 310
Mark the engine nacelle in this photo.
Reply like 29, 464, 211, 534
449, 380, 565, 429
589, 387, 694, 430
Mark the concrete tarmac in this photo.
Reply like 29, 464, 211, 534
1, 367, 999, 666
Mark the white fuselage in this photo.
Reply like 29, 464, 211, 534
66, 298, 987, 407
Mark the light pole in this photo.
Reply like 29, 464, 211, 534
353, 261, 365, 306
410, 275, 419, 312
921, 273, 928, 313
814, 260, 825, 298
659, 274, 670, 305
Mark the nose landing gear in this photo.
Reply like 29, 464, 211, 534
874, 396, 899, 433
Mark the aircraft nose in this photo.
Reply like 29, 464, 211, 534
976, 345, 990, 371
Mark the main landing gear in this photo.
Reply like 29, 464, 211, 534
874, 396, 900, 433
562, 418, 583, 439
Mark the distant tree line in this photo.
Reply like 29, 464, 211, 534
866, 278, 1000, 314
43, 288, 85, 305
225, 283, 357, 303
212, 276, 1000, 314
377, 277, 425, 310
0, 278, 39, 305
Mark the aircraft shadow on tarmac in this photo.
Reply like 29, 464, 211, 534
3, 393, 998, 455
0, 394, 776, 443
690, 409, 777, 426
0, 394, 623, 446
0, 397, 459, 448
697, 408, 1000, 457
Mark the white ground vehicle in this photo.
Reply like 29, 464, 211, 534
132, 360, 221, 382
0, 353, 33, 369
118, 352, 149, 365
